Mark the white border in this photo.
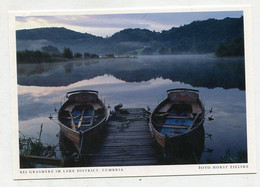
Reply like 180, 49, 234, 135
9, 6, 256, 180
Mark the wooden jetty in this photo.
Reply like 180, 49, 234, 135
20, 108, 159, 168
88, 108, 158, 166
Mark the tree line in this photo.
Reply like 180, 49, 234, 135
17, 46, 100, 63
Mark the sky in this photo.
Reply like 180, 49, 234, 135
16, 11, 243, 37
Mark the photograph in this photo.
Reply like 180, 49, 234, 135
11, 8, 254, 179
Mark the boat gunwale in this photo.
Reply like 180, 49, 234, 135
66, 90, 98, 97
167, 88, 199, 95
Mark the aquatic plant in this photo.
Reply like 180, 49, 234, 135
220, 149, 247, 163
19, 124, 58, 168
205, 148, 247, 164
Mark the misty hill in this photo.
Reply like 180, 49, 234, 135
16, 17, 243, 55
108, 28, 159, 42
16, 27, 102, 43
159, 17, 244, 53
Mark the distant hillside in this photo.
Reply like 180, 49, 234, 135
109, 28, 159, 42
16, 27, 102, 43
159, 17, 244, 53
16, 17, 244, 55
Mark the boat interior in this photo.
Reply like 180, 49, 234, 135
59, 102, 105, 132
153, 101, 203, 136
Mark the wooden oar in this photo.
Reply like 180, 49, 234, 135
90, 110, 95, 126
155, 112, 169, 117
69, 111, 76, 131
77, 110, 85, 129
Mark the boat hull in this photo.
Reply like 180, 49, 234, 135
59, 119, 108, 155
151, 120, 205, 163
150, 88, 205, 163
57, 90, 109, 154
59, 123, 80, 148
165, 121, 205, 162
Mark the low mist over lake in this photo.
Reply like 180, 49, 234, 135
17, 54, 246, 164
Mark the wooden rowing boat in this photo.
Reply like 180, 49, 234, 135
58, 90, 110, 155
150, 88, 205, 162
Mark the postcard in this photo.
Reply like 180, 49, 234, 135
9, 6, 256, 180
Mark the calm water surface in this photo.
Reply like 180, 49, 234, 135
18, 54, 247, 164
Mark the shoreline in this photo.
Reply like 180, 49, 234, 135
16, 53, 245, 64
16, 55, 137, 64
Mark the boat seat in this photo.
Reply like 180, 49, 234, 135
160, 127, 187, 134
165, 118, 193, 126
64, 103, 79, 112
91, 102, 103, 110
165, 115, 191, 119
81, 124, 93, 127
65, 102, 102, 112
83, 115, 98, 118
158, 102, 174, 113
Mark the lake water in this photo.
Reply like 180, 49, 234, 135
17, 54, 247, 164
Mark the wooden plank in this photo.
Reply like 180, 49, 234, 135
89, 108, 157, 166
124, 121, 148, 125
107, 123, 149, 128
105, 132, 152, 137
106, 128, 151, 133
100, 141, 153, 147
106, 129, 152, 134
122, 108, 146, 112
88, 148, 156, 156
90, 144, 155, 151
89, 159, 157, 166
106, 124, 150, 131
95, 144, 154, 149
106, 132, 152, 137
104, 134, 152, 139
90, 156, 157, 163
165, 115, 190, 119
155, 124, 189, 129
93, 148, 155, 156
107, 124, 151, 129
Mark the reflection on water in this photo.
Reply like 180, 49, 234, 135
18, 54, 245, 89
17, 54, 247, 164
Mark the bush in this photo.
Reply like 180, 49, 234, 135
17, 50, 51, 63
84, 52, 99, 59
74, 53, 82, 58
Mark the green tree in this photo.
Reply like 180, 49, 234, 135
74, 53, 82, 58
216, 37, 244, 57
84, 52, 99, 59
63, 47, 73, 59
17, 50, 51, 63
84, 52, 91, 58
159, 47, 169, 55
